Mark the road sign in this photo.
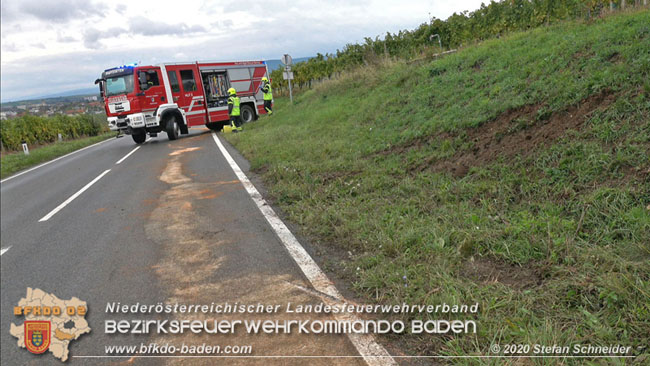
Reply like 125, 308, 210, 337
281, 54, 294, 103
281, 54, 293, 66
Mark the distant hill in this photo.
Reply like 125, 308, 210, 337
1, 88, 98, 104
37, 87, 99, 100
0, 93, 97, 108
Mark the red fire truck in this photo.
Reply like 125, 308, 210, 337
95, 60, 272, 143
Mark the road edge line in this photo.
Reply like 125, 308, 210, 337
211, 132, 397, 366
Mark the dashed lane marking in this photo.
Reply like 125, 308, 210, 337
38, 169, 111, 222
115, 146, 141, 164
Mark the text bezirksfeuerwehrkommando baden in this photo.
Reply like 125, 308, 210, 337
104, 302, 479, 335
105, 318, 477, 335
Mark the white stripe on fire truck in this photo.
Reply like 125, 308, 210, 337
159, 64, 173, 104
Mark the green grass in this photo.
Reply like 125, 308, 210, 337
1, 133, 114, 179
228, 11, 649, 364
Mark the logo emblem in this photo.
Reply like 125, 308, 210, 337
25, 321, 50, 354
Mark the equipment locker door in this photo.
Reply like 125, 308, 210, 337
166, 65, 207, 127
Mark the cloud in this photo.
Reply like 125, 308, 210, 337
0, 1, 17, 24
82, 27, 128, 49
57, 33, 78, 43
220, 0, 369, 15
18, 0, 108, 23
2, 43, 19, 52
210, 20, 233, 30
82, 28, 103, 49
127, 16, 206, 36
80, 17, 207, 49
115, 3, 127, 14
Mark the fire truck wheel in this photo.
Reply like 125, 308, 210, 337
132, 132, 146, 144
166, 117, 180, 140
240, 105, 255, 124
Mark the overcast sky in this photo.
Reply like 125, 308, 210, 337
0, 0, 485, 102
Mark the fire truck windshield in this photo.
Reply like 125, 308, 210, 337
106, 74, 134, 96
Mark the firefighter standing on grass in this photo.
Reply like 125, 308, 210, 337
227, 87, 243, 132
260, 77, 273, 115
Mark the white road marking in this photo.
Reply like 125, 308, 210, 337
115, 146, 141, 164
211, 133, 397, 366
0, 246, 11, 256
115, 136, 152, 164
0, 138, 114, 184
38, 169, 111, 222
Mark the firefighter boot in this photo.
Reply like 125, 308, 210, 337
231, 121, 242, 133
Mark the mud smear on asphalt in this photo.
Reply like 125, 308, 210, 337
144, 138, 364, 365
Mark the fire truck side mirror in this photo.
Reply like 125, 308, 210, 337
95, 79, 104, 96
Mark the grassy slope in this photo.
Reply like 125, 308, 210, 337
0, 133, 113, 179
229, 11, 649, 364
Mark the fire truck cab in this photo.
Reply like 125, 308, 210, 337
95, 60, 271, 144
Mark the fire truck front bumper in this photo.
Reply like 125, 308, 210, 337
107, 113, 147, 132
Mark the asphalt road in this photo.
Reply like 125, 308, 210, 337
0, 129, 388, 365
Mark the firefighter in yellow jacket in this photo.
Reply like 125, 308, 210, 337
260, 77, 273, 115
227, 88, 243, 132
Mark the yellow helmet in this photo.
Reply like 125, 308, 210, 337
228, 87, 236, 95
262, 77, 268, 82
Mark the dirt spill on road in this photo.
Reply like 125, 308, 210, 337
170, 147, 203, 156
144, 138, 363, 365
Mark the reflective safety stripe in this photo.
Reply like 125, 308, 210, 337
263, 83, 273, 100
186, 110, 206, 116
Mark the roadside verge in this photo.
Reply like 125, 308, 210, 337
1, 133, 114, 180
